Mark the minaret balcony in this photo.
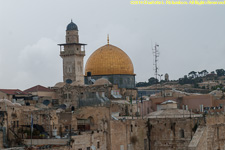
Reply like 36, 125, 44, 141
60, 50, 85, 57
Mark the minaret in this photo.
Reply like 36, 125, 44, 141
58, 20, 86, 84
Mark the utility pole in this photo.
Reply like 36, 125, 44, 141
158, 74, 163, 96
141, 93, 143, 119
31, 113, 33, 147
4, 99, 9, 147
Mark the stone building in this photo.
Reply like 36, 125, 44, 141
146, 100, 203, 150
0, 99, 23, 148
165, 73, 169, 81
53, 21, 137, 110
6, 20, 225, 150
150, 92, 214, 112
53, 80, 112, 110
0, 89, 30, 103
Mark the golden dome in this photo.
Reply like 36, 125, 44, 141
85, 44, 134, 76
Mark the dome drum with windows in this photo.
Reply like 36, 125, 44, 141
85, 42, 135, 89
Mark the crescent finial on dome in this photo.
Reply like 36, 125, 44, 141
107, 34, 109, 45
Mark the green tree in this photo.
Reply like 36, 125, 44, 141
201, 70, 208, 76
188, 71, 197, 78
216, 69, 225, 77
148, 77, 158, 85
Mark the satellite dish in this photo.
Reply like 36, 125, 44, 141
43, 100, 50, 106
66, 79, 72, 84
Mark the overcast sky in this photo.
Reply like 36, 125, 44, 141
0, 0, 225, 90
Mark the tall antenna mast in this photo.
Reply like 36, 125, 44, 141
152, 43, 159, 81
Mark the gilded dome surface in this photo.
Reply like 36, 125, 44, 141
85, 44, 134, 76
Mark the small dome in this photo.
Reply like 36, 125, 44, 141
0, 99, 14, 106
14, 103, 22, 107
94, 78, 112, 86
66, 20, 78, 31
54, 82, 66, 88
161, 100, 177, 104
71, 80, 84, 86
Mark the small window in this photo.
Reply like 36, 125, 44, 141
87, 147, 90, 150
120, 145, 124, 150
120, 78, 123, 84
97, 141, 100, 148
144, 139, 147, 150
63, 94, 67, 99
179, 129, 185, 138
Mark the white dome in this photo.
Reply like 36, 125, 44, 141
0, 99, 14, 106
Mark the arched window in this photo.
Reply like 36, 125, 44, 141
88, 116, 94, 126
71, 106, 75, 111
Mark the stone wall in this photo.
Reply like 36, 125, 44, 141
148, 117, 204, 150
54, 84, 110, 109
23, 138, 68, 145
110, 119, 147, 150
188, 114, 225, 150
188, 126, 207, 150
0, 131, 3, 148
71, 131, 107, 150
75, 106, 110, 131
205, 114, 225, 150
0, 92, 11, 100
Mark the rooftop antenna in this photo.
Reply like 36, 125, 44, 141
152, 43, 159, 82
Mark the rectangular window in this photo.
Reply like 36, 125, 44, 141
120, 145, 124, 150
127, 144, 132, 150
97, 141, 100, 148
87, 147, 90, 150
120, 78, 123, 84
63, 94, 67, 99
144, 139, 147, 150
